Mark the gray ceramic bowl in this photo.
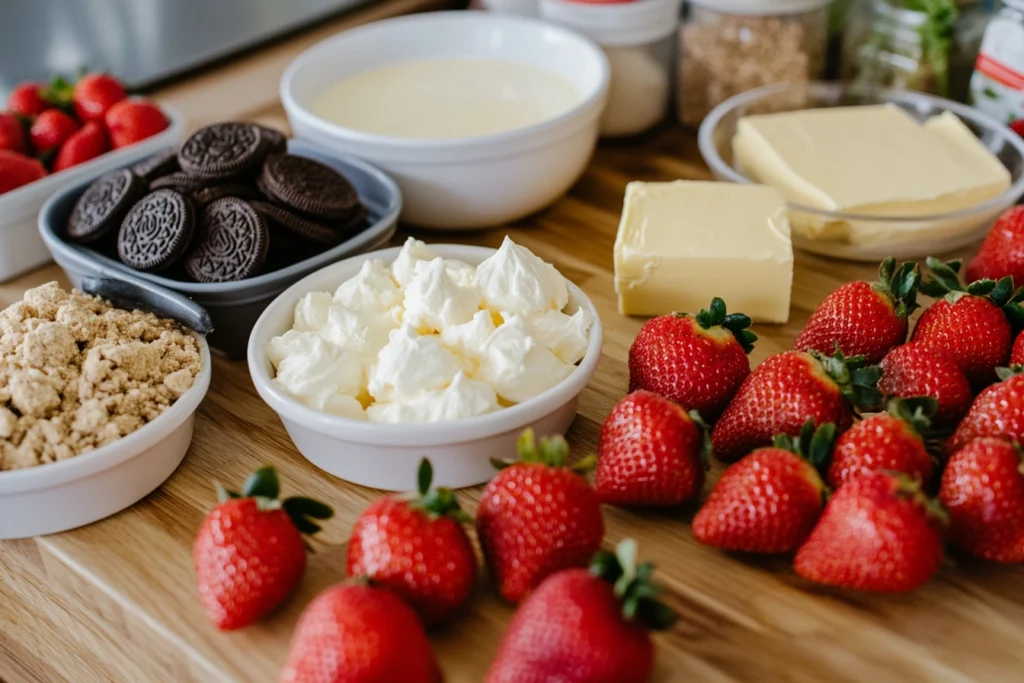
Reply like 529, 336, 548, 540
39, 141, 401, 358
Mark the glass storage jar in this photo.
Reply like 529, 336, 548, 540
970, 0, 1024, 128
843, 0, 968, 98
677, 0, 830, 127
540, 0, 682, 137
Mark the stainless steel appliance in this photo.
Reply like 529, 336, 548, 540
0, 0, 369, 96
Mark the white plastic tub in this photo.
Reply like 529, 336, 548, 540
0, 105, 186, 282
247, 244, 603, 490
0, 334, 210, 539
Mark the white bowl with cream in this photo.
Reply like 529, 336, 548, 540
281, 12, 610, 229
247, 243, 602, 491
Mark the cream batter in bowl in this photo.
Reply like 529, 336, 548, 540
247, 243, 602, 491
281, 12, 609, 229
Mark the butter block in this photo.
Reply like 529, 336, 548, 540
733, 104, 1011, 217
614, 181, 793, 323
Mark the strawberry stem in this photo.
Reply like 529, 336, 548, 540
811, 347, 883, 412
773, 420, 836, 470
872, 258, 921, 319
922, 257, 1024, 329
887, 397, 937, 437
406, 458, 472, 522
589, 539, 678, 631
211, 466, 333, 542
692, 298, 757, 354
996, 366, 1024, 381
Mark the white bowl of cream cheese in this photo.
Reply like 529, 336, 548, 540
247, 241, 602, 490
280, 12, 609, 230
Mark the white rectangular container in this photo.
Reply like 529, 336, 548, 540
0, 105, 186, 282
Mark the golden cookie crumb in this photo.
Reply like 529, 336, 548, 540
0, 283, 202, 470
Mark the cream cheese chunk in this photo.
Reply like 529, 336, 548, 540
733, 104, 1011, 218
614, 181, 793, 323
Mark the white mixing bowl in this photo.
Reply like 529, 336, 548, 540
281, 12, 609, 230
247, 244, 603, 490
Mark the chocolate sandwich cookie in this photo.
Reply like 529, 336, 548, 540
150, 171, 207, 195
257, 153, 359, 220
256, 125, 287, 154
131, 149, 179, 183
186, 198, 269, 283
67, 169, 144, 243
178, 122, 267, 180
117, 189, 196, 272
194, 183, 260, 207
250, 200, 345, 246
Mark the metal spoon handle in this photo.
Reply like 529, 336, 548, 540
81, 274, 214, 335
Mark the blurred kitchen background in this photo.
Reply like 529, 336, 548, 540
0, 0, 380, 96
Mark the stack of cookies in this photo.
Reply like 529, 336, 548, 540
65, 121, 367, 283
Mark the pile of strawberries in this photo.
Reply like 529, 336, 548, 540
0, 72, 168, 195
612, 204, 1024, 593
185, 205, 1024, 682
194, 438, 670, 683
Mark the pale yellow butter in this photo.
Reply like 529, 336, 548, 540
733, 105, 1010, 216
614, 181, 793, 323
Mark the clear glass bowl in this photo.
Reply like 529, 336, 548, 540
698, 82, 1024, 262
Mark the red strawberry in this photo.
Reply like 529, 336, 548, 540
795, 258, 920, 363
911, 257, 1020, 388
693, 421, 833, 553
193, 466, 332, 630
1012, 330, 1024, 366
595, 390, 709, 507
105, 99, 168, 149
1012, 120, 1024, 138
628, 298, 755, 422
948, 369, 1024, 453
710, 349, 882, 462
70, 73, 127, 122
486, 540, 677, 683
476, 430, 604, 603
347, 458, 476, 624
0, 150, 46, 194
52, 121, 109, 172
966, 206, 1024, 286
0, 113, 26, 154
7, 82, 49, 117
878, 342, 973, 428
794, 472, 946, 592
280, 582, 441, 683
29, 109, 79, 156
827, 397, 936, 488
940, 437, 1024, 563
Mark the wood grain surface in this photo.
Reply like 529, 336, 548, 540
2, 5, 1024, 683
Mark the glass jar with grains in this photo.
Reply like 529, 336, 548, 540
677, 0, 830, 127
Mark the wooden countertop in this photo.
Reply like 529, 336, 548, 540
3, 4, 1024, 683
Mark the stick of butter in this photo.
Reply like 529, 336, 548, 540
613, 181, 793, 323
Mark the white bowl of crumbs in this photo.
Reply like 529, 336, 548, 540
0, 283, 209, 539
248, 237, 602, 490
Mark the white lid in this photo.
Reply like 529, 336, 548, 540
539, 0, 683, 46
687, 0, 829, 15
1003, 0, 1024, 12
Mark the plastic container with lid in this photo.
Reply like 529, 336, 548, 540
970, 0, 1024, 128
540, 0, 682, 137
677, 0, 830, 127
